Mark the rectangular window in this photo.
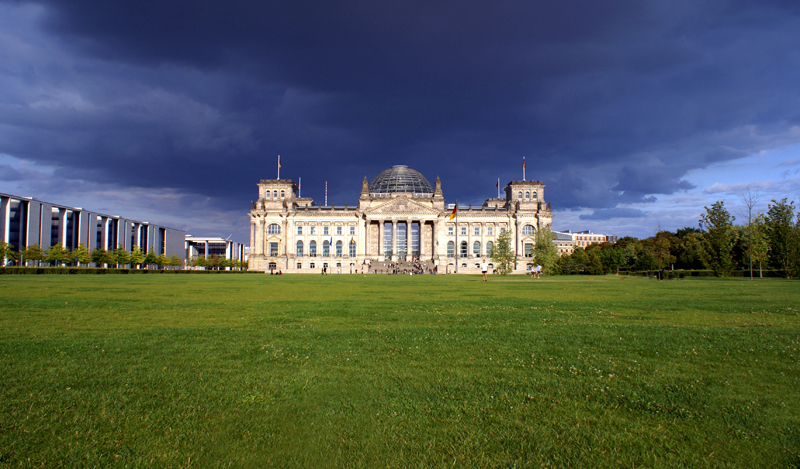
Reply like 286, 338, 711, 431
336, 226, 342, 235
296, 262, 302, 269
461, 227, 467, 236
323, 227, 329, 235
310, 262, 315, 269
349, 226, 355, 235
310, 226, 316, 235
474, 226, 480, 236
448, 226, 454, 236
487, 227, 493, 236
349, 241, 356, 258
269, 243, 278, 256
297, 226, 303, 235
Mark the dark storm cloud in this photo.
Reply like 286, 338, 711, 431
580, 208, 647, 221
2, 0, 800, 239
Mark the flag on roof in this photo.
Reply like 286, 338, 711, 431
449, 203, 458, 220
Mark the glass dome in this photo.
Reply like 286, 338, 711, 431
369, 165, 433, 194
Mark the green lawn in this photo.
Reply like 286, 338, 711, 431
1, 274, 798, 468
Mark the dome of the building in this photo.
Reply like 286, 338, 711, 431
369, 165, 433, 194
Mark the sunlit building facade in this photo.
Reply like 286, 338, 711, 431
248, 165, 553, 274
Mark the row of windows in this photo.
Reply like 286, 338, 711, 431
296, 226, 356, 236
295, 240, 356, 258
447, 226, 504, 236
517, 191, 538, 200
445, 240, 495, 258
265, 190, 286, 198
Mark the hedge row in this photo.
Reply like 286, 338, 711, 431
0, 267, 257, 275
619, 269, 787, 279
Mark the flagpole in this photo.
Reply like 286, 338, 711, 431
497, 178, 500, 198
277, 155, 281, 180
455, 200, 458, 274
523, 156, 526, 181
298, 177, 301, 197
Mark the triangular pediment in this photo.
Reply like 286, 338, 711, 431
364, 198, 441, 217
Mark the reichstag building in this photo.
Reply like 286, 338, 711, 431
248, 165, 552, 274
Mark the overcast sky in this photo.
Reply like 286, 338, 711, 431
2, 0, 799, 241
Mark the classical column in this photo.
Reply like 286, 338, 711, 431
406, 219, 412, 259
391, 220, 397, 261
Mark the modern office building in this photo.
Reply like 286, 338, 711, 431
185, 236, 247, 266
248, 165, 554, 274
0, 192, 185, 264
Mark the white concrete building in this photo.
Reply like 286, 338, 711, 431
248, 165, 553, 274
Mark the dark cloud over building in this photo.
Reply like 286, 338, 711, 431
1, 0, 799, 240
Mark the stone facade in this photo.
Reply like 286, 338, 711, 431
248, 165, 553, 273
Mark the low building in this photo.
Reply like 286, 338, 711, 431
553, 230, 617, 255
0, 192, 185, 264
185, 236, 247, 267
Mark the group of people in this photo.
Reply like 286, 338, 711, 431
529, 264, 543, 279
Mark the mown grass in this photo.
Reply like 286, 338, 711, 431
1, 274, 798, 468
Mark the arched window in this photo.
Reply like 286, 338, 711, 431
273, 190, 278, 198
335, 240, 343, 257
280, 190, 285, 198
486, 241, 494, 255
522, 225, 534, 235
268, 223, 281, 234
525, 191, 530, 199
473, 241, 481, 257
518, 191, 523, 199
524, 243, 534, 257
532, 191, 538, 199
296, 240, 303, 257
349, 241, 356, 258
460, 241, 468, 258
447, 241, 455, 258
309, 240, 317, 257
323, 240, 330, 257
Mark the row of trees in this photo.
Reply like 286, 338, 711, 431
485, 195, 799, 278
187, 255, 247, 270
0, 242, 184, 269
553, 197, 799, 278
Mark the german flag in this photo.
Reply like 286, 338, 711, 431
449, 203, 458, 220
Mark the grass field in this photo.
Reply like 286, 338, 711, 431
1, 274, 799, 468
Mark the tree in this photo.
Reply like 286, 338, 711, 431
73, 243, 92, 266
652, 231, 677, 270
92, 248, 115, 266
169, 254, 182, 269
765, 198, 799, 278
0, 242, 12, 265
129, 246, 145, 268
533, 226, 559, 274
747, 214, 770, 278
45, 244, 71, 266
156, 253, 169, 269
489, 229, 516, 275
22, 244, 45, 266
699, 201, 737, 277
143, 249, 158, 269
113, 244, 130, 268
740, 189, 761, 279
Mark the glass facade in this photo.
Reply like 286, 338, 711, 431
383, 222, 392, 259
396, 222, 407, 258
410, 222, 420, 257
